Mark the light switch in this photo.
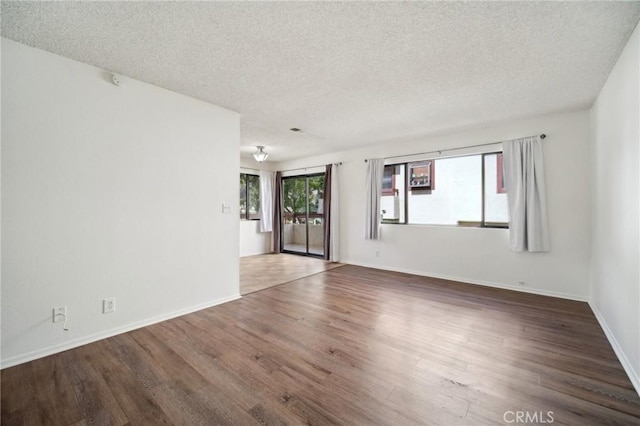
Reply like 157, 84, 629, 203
222, 203, 232, 214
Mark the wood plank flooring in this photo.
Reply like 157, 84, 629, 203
240, 253, 343, 295
3, 265, 640, 425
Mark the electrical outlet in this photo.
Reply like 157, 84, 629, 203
518, 281, 525, 286
103, 297, 116, 314
52, 306, 67, 323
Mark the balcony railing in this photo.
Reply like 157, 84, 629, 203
283, 212, 324, 225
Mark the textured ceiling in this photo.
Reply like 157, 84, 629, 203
2, 2, 639, 162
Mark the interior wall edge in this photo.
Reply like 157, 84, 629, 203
589, 301, 640, 396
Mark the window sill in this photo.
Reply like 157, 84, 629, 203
381, 221, 508, 229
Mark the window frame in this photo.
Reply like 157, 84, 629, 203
240, 172, 261, 221
380, 151, 509, 229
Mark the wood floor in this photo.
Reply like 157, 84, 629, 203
3, 265, 640, 425
240, 253, 343, 295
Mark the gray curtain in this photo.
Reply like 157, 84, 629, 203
323, 165, 332, 260
503, 136, 550, 252
329, 163, 340, 262
364, 159, 385, 240
272, 171, 283, 253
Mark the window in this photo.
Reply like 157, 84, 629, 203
381, 152, 508, 228
240, 173, 260, 220
408, 155, 480, 226
484, 153, 509, 225
381, 165, 405, 223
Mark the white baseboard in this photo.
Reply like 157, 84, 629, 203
1, 293, 242, 369
342, 260, 588, 302
589, 302, 640, 396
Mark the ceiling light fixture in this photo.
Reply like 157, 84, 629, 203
252, 146, 269, 162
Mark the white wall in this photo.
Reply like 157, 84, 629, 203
590, 22, 640, 393
276, 110, 592, 301
1, 39, 241, 367
240, 220, 272, 257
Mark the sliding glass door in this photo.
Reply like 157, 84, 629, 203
282, 174, 325, 257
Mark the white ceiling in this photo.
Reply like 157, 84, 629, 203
2, 1, 639, 162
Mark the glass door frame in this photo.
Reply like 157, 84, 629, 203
280, 172, 325, 258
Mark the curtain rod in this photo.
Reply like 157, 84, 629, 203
365, 134, 546, 162
278, 162, 342, 173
